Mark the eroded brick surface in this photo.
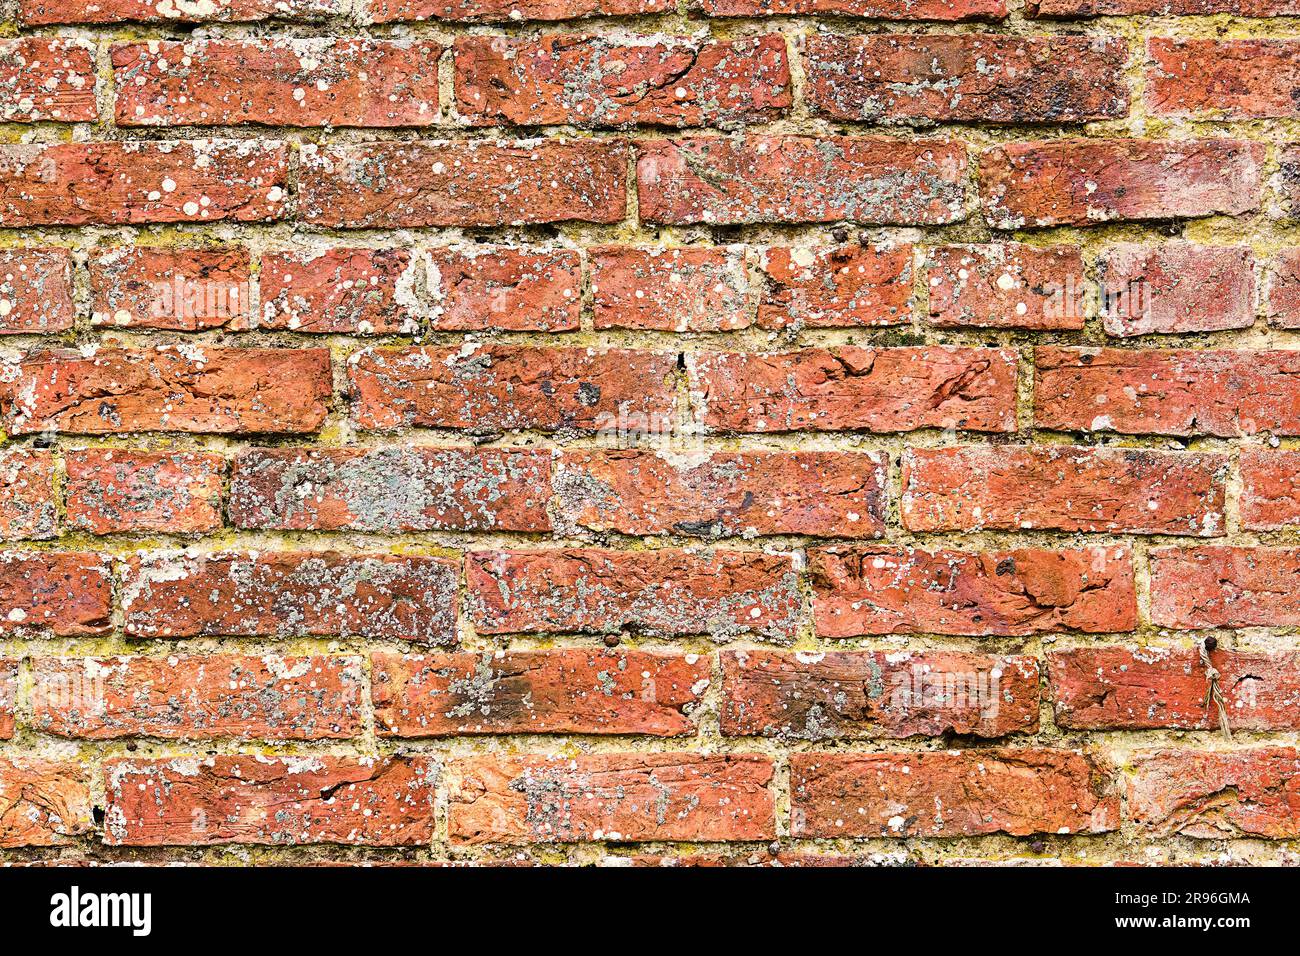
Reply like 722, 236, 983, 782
1128, 749, 1300, 838
122, 551, 459, 643
757, 244, 912, 329
448, 754, 775, 843
0, 450, 57, 540
65, 450, 224, 534
721, 650, 1040, 739
373, 650, 709, 736
0, 248, 76, 334
0, 760, 92, 847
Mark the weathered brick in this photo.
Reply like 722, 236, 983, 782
901, 445, 1227, 535
368, 0, 671, 19
721, 650, 1040, 739
122, 551, 458, 644
0, 38, 96, 122
638, 136, 967, 225
1241, 449, 1300, 530
0, 450, 57, 540
65, 449, 224, 534
1035, 347, 1300, 438
0, 552, 111, 636
31, 655, 365, 740
695, 0, 1006, 15
0, 140, 288, 226
1150, 546, 1300, 629
1096, 244, 1255, 337
89, 247, 251, 330
980, 139, 1263, 229
456, 35, 789, 128
687, 347, 1017, 433
1128, 749, 1300, 838
23, 0, 341, 22
114, 38, 439, 128
0, 248, 76, 334
553, 449, 886, 538
373, 649, 709, 736
448, 754, 774, 843
1148, 39, 1300, 120
2, 346, 330, 435
805, 34, 1126, 124
812, 546, 1136, 637
104, 756, 436, 846
1030, 0, 1300, 12
252, 248, 422, 335
467, 548, 801, 641
229, 446, 552, 532
300, 140, 628, 228
591, 246, 749, 331
349, 345, 675, 433
791, 750, 1119, 838
757, 244, 911, 329
925, 243, 1085, 330
428, 247, 581, 332
1266, 249, 1300, 327
0, 660, 14, 739
1048, 646, 1300, 731
0, 760, 92, 847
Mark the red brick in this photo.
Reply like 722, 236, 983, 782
449, 754, 774, 843
1035, 347, 1300, 438
467, 548, 801, 642
122, 551, 458, 644
369, 0, 671, 19
925, 243, 1085, 330
300, 140, 628, 228
791, 750, 1119, 838
1030, 0, 1300, 12
0, 552, 111, 636
64, 450, 224, 534
455, 34, 789, 128
687, 347, 1016, 433
373, 649, 709, 736
0, 660, 14, 739
0, 450, 57, 540
638, 136, 967, 226
252, 248, 422, 335
902, 445, 1227, 535
980, 139, 1263, 229
1096, 244, 1255, 337
553, 449, 886, 538
0, 38, 96, 122
349, 345, 675, 433
806, 34, 1126, 124
812, 545, 1136, 637
591, 246, 749, 332
31, 655, 365, 740
1128, 749, 1300, 838
1048, 646, 1300, 731
104, 756, 436, 846
0, 140, 288, 226
0, 248, 75, 334
0, 760, 92, 847
428, 247, 581, 332
114, 39, 438, 128
721, 650, 1040, 740
89, 247, 251, 330
694, 0, 1005, 15
757, 244, 911, 329
1241, 449, 1300, 530
23, 0, 341, 22
1148, 39, 1300, 120
3, 346, 330, 435
229, 446, 551, 532
1150, 546, 1300, 629
1267, 249, 1300, 327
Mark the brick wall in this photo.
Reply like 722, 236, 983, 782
0, 0, 1296, 866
